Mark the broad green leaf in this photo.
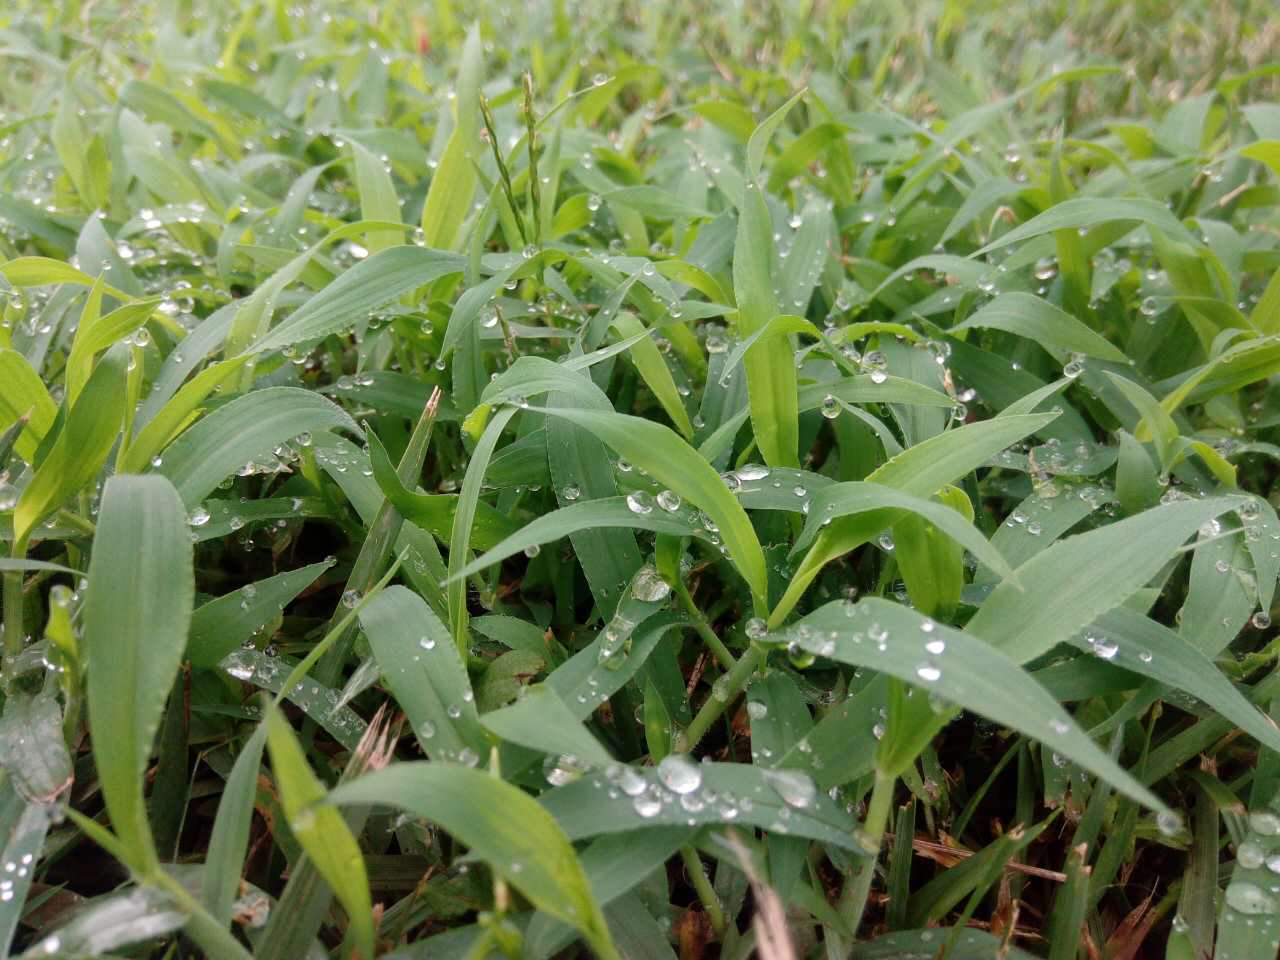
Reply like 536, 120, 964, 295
540, 759, 862, 849
420, 26, 483, 250
448, 497, 698, 582
782, 599, 1165, 811
1082, 609, 1280, 754
851, 928, 1039, 959
251, 246, 465, 354
482, 685, 613, 765
793, 480, 1014, 580
349, 139, 402, 255
157, 387, 358, 508
968, 496, 1248, 662
611, 313, 694, 438
0, 349, 57, 461
265, 710, 373, 960
15, 344, 128, 544
955, 293, 1129, 362
771, 413, 1056, 626
539, 407, 768, 610
202, 722, 267, 924
84, 475, 193, 871
0, 694, 71, 803
329, 763, 619, 960
187, 560, 335, 668
21, 886, 186, 958
974, 197, 1199, 256
358, 586, 488, 762
0, 783, 52, 954
0, 257, 132, 300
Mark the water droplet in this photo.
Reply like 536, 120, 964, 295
657, 490, 682, 512
1250, 811, 1280, 836
633, 793, 662, 818
1226, 880, 1275, 915
916, 662, 941, 683
1157, 810, 1183, 837
763, 768, 817, 809
632, 565, 671, 603
626, 491, 653, 515
1238, 841, 1266, 870
657, 754, 703, 795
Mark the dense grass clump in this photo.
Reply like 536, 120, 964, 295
1, 1, 1279, 957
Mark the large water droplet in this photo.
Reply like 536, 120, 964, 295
763, 769, 816, 809
657, 754, 703, 795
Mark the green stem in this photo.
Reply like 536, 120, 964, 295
675, 581, 735, 670
838, 768, 896, 936
681, 845, 727, 937
314, 392, 440, 688
3, 536, 29, 661
151, 872, 254, 960
676, 644, 763, 753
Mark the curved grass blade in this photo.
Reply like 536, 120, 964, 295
539, 760, 862, 849
251, 246, 465, 355
0, 349, 58, 461
187, 559, 335, 669
265, 710, 373, 960
448, 498, 699, 582
967, 496, 1249, 662
771, 413, 1056, 626
157, 387, 358, 508
358, 585, 488, 762
14, 344, 128, 544
793, 481, 1015, 581
84, 475, 193, 872
955, 292, 1129, 362
329, 763, 620, 960
539, 407, 768, 611
781, 598, 1165, 811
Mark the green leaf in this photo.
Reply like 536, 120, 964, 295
358, 586, 488, 762
329, 763, 620, 960
0, 348, 57, 462
0, 695, 71, 804
973, 197, 1199, 256
482, 685, 612, 765
539, 407, 769, 610
967, 496, 1248, 663
14, 344, 128, 544
265, 709, 374, 960
349, 139, 402, 255
251, 246, 465, 354
157, 387, 358, 508
1083, 609, 1280, 755
203, 722, 267, 924
420, 26, 483, 250
781, 598, 1166, 811
448, 497, 698, 582
955, 293, 1129, 362
772, 413, 1056, 626
540, 759, 862, 849
84, 475, 193, 872
187, 560, 335, 668
793, 480, 1014, 581
0, 783, 52, 954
